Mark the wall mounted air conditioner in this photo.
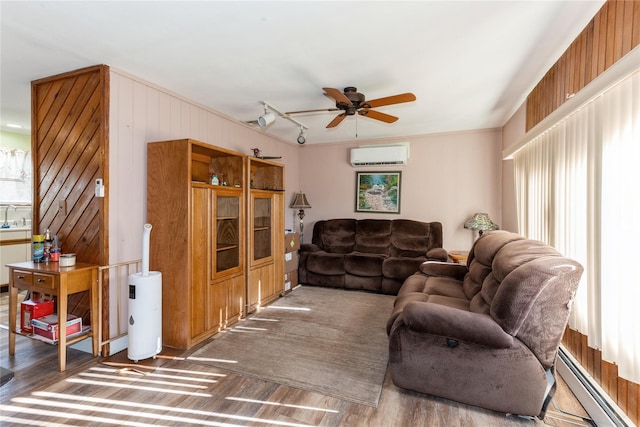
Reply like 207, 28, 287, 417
350, 143, 409, 167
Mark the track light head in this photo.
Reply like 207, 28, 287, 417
297, 127, 306, 144
258, 111, 275, 127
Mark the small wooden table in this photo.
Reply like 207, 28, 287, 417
448, 250, 469, 264
7, 261, 99, 371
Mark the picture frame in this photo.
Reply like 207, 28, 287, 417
355, 171, 401, 214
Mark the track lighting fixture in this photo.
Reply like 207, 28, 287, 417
257, 101, 309, 141
297, 127, 306, 144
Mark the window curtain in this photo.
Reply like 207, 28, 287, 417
513, 70, 640, 383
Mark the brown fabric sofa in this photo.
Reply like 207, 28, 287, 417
298, 219, 447, 295
386, 230, 583, 418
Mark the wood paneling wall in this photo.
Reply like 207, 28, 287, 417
31, 65, 109, 327
526, 0, 640, 130
107, 70, 299, 347
563, 328, 639, 426
527, 2, 640, 424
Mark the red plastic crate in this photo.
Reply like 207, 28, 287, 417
20, 299, 54, 333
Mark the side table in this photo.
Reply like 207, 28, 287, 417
448, 250, 469, 264
7, 261, 99, 372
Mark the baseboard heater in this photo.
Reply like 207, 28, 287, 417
557, 346, 634, 427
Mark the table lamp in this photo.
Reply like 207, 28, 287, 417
290, 192, 311, 242
464, 213, 498, 236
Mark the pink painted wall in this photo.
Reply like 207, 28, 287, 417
296, 129, 503, 251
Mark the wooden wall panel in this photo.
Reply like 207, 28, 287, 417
563, 328, 640, 426
526, 0, 640, 130
31, 65, 109, 328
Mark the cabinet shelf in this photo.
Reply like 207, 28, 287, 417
216, 244, 239, 252
15, 326, 93, 346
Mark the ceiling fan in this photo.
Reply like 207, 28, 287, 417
285, 87, 416, 128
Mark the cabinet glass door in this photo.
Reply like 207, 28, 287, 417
215, 193, 240, 274
253, 196, 272, 262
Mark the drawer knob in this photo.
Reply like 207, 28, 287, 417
17, 275, 25, 279
37, 278, 45, 283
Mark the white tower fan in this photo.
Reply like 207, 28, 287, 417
128, 223, 162, 362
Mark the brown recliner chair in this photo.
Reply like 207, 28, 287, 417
386, 231, 583, 418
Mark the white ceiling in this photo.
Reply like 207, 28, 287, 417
1, 1, 605, 145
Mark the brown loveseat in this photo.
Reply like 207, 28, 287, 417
387, 230, 583, 418
298, 219, 447, 295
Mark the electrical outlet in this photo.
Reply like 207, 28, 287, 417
58, 199, 67, 215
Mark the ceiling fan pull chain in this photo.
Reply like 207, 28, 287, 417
355, 113, 358, 138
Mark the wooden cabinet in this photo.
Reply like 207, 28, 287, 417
147, 139, 245, 349
246, 157, 285, 312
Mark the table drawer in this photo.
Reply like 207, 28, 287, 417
12, 270, 33, 287
33, 273, 55, 289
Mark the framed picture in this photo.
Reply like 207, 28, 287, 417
355, 171, 401, 214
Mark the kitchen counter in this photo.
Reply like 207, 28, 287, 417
1, 228, 32, 286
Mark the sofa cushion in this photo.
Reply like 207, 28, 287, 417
425, 294, 471, 311
345, 252, 385, 277
305, 271, 345, 288
314, 219, 356, 254
354, 219, 391, 255
345, 273, 382, 292
305, 252, 346, 275
382, 257, 425, 280
390, 219, 442, 258
422, 276, 467, 300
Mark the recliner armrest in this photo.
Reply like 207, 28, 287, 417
426, 247, 448, 262
419, 261, 468, 280
300, 243, 322, 252
400, 301, 513, 349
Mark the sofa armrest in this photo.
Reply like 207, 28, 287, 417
401, 301, 513, 349
426, 247, 448, 262
300, 243, 322, 253
419, 261, 468, 280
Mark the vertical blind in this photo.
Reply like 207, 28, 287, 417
513, 70, 640, 383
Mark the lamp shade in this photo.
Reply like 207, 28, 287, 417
290, 192, 311, 209
464, 213, 498, 232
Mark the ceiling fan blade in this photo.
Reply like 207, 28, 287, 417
358, 109, 398, 124
323, 87, 353, 106
365, 93, 416, 108
326, 113, 347, 128
285, 107, 340, 115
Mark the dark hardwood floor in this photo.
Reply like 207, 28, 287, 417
1, 291, 593, 426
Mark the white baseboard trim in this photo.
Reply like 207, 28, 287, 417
557, 346, 634, 427
71, 335, 128, 356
